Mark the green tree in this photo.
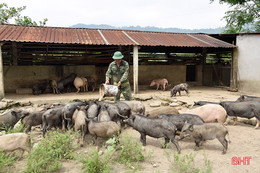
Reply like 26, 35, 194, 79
0, 3, 47, 26
211, 0, 260, 33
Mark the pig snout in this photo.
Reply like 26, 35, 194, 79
179, 133, 189, 140
150, 81, 155, 87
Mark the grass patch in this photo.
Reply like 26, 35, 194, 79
79, 148, 114, 173
107, 135, 147, 171
165, 150, 212, 173
0, 150, 18, 173
23, 130, 78, 173
79, 135, 148, 173
116, 135, 145, 166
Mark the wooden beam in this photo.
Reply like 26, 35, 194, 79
0, 42, 5, 98
133, 45, 138, 94
12, 42, 18, 65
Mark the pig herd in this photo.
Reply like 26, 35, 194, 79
32, 73, 97, 95
1, 94, 260, 160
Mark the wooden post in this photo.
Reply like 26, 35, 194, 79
12, 42, 18, 65
133, 45, 138, 94
231, 48, 238, 88
202, 48, 207, 85
0, 43, 5, 98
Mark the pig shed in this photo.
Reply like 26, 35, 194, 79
210, 33, 260, 93
0, 24, 235, 98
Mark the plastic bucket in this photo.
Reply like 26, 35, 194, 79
99, 84, 118, 101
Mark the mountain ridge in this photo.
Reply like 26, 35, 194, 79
70, 23, 224, 34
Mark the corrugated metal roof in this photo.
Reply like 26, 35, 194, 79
0, 24, 235, 48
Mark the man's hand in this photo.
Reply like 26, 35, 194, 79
117, 81, 121, 87
105, 80, 109, 85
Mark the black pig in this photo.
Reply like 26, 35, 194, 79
158, 113, 204, 131
57, 73, 77, 93
170, 83, 189, 97
32, 81, 50, 95
193, 101, 220, 106
236, 95, 260, 102
62, 101, 86, 131
0, 110, 24, 130
42, 106, 64, 137
220, 101, 260, 129
123, 114, 181, 153
20, 108, 47, 132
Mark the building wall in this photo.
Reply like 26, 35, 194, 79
129, 65, 202, 86
237, 34, 260, 93
3, 64, 203, 93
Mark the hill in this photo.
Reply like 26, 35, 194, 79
70, 23, 223, 34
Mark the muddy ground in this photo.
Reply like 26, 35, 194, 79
4, 86, 260, 173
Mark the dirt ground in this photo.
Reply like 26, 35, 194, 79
5, 86, 260, 173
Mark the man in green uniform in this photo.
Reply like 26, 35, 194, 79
105, 51, 132, 102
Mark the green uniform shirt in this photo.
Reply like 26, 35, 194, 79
106, 60, 130, 83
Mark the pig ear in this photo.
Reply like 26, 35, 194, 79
189, 124, 194, 131
11, 111, 18, 118
11, 111, 16, 116
24, 112, 30, 116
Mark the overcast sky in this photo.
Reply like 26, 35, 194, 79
4, 0, 230, 29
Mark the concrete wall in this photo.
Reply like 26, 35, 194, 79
129, 65, 202, 86
3, 64, 203, 93
237, 34, 260, 93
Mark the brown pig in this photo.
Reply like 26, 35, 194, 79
146, 106, 179, 118
0, 133, 31, 160
85, 118, 121, 144
73, 106, 88, 147
50, 80, 58, 94
150, 78, 169, 91
180, 122, 231, 154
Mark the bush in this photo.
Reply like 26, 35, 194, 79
0, 150, 17, 173
79, 134, 149, 173
116, 135, 145, 165
79, 148, 113, 173
24, 130, 77, 173
165, 150, 212, 173
106, 135, 147, 172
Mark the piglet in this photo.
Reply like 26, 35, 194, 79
170, 83, 189, 97
150, 78, 169, 91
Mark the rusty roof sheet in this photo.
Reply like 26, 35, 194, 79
0, 24, 235, 48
